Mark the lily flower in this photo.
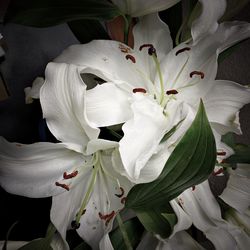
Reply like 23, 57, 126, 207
0, 63, 133, 250
54, 0, 250, 183
110, 0, 181, 17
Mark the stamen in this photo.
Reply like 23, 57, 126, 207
190, 71, 205, 79
63, 170, 78, 179
175, 47, 191, 56
119, 44, 131, 53
121, 197, 126, 204
192, 186, 196, 191
99, 211, 116, 226
125, 54, 136, 63
55, 182, 69, 191
115, 187, 125, 198
166, 89, 178, 95
217, 151, 226, 156
212, 168, 224, 176
71, 220, 80, 230
133, 88, 147, 93
139, 44, 153, 51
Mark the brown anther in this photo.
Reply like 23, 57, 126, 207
166, 89, 178, 95
212, 168, 224, 176
115, 187, 125, 198
133, 88, 147, 94
121, 197, 126, 204
81, 209, 86, 215
139, 44, 154, 51
119, 44, 131, 53
55, 182, 70, 191
125, 54, 136, 63
105, 211, 115, 226
71, 220, 80, 229
190, 71, 205, 79
63, 170, 78, 179
192, 186, 196, 191
175, 47, 191, 56
217, 151, 227, 156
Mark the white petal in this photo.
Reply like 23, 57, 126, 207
203, 80, 250, 134
86, 82, 132, 127
0, 137, 85, 198
163, 22, 250, 91
76, 151, 132, 249
24, 77, 44, 104
220, 164, 250, 214
157, 231, 205, 250
86, 139, 118, 155
118, 95, 169, 182
55, 40, 151, 89
111, 0, 180, 17
169, 200, 192, 236
41, 63, 99, 152
133, 14, 172, 83
191, 0, 226, 42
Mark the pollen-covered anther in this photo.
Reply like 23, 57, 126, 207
190, 71, 205, 79
55, 181, 70, 191
166, 89, 178, 95
115, 187, 125, 198
217, 151, 227, 156
212, 168, 224, 176
139, 44, 157, 57
125, 54, 136, 63
133, 88, 147, 94
119, 44, 131, 53
63, 170, 78, 179
71, 220, 80, 230
175, 47, 191, 56
98, 211, 115, 226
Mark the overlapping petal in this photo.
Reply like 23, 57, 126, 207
0, 137, 86, 198
41, 63, 99, 153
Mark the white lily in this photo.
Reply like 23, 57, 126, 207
176, 181, 250, 250
220, 164, 250, 215
0, 63, 133, 250
54, 0, 250, 183
110, 0, 181, 17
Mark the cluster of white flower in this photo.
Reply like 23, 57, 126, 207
0, 0, 250, 249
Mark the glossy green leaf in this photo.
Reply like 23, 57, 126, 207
5, 0, 121, 27
136, 206, 177, 238
109, 217, 144, 250
18, 239, 53, 250
125, 100, 216, 211
68, 19, 109, 44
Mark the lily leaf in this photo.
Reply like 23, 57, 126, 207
136, 206, 177, 239
109, 217, 144, 250
5, 0, 121, 27
125, 100, 216, 211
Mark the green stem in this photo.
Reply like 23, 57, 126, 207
76, 155, 100, 223
116, 213, 133, 250
123, 15, 131, 45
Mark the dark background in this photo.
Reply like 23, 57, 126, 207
0, 0, 249, 246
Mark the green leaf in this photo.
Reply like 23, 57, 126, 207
221, 132, 236, 148
5, 0, 121, 27
19, 239, 53, 250
68, 19, 109, 44
136, 206, 177, 239
110, 217, 144, 250
125, 100, 216, 211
